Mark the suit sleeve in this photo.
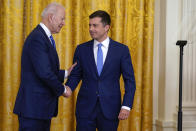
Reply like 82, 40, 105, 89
58, 70, 65, 82
121, 46, 136, 108
28, 36, 64, 97
65, 46, 82, 91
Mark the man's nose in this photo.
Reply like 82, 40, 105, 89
89, 26, 93, 31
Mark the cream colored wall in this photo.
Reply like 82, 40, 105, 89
153, 0, 180, 130
154, 0, 196, 130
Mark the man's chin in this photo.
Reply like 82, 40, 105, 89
54, 30, 61, 34
56, 27, 63, 33
90, 35, 97, 39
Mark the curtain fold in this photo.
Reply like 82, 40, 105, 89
0, 0, 154, 130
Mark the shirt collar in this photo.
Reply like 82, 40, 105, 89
39, 22, 52, 37
94, 37, 110, 48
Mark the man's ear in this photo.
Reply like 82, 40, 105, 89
105, 25, 110, 32
48, 14, 54, 23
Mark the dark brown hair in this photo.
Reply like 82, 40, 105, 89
89, 10, 111, 26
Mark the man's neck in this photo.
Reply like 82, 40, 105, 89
95, 35, 108, 43
41, 20, 52, 33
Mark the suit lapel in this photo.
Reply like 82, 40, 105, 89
87, 40, 99, 77
100, 39, 114, 77
37, 25, 60, 69
37, 25, 51, 47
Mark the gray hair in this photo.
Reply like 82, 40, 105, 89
41, 2, 64, 18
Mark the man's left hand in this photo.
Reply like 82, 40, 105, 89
67, 62, 77, 76
118, 108, 130, 120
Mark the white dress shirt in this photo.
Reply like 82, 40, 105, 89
93, 37, 130, 111
39, 23, 67, 93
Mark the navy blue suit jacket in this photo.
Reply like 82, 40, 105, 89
66, 39, 136, 119
13, 25, 65, 119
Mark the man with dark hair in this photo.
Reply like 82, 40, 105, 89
89, 10, 111, 26
66, 10, 136, 131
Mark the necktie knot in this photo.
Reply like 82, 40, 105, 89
98, 43, 102, 48
49, 35, 56, 48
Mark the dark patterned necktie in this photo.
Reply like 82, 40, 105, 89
49, 35, 56, 49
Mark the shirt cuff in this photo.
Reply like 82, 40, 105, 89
122, 106, 131, 111
64, 70, 68, 79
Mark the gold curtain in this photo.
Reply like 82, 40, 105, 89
0, 0, 154, 130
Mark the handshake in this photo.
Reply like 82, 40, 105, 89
62, 62, 77, 98
62, 86, 72, 98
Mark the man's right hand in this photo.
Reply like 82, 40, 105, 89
62, 86, 72, 98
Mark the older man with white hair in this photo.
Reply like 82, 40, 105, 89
13, 2, 75, 131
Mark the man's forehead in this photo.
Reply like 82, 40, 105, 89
89, 17, 102, 23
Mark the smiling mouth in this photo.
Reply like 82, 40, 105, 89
59, 24, 64, 28
90, 32, 96, 35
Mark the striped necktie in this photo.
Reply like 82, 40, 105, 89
49, 35, 56, 48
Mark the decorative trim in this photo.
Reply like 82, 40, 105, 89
155, 119, 176, 128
